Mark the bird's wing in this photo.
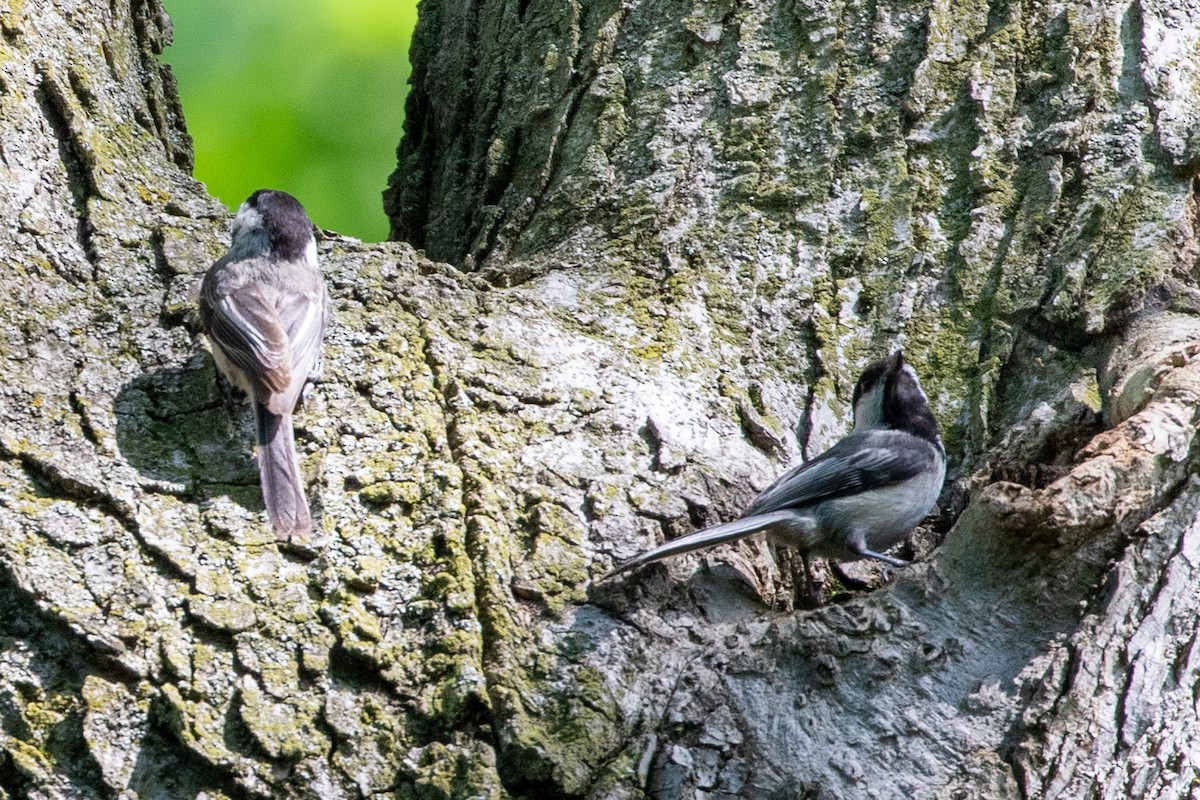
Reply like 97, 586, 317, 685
744, 429, 933, 516
279, 281, 327, 397
200, 265, 291, 396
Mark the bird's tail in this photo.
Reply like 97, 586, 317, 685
598, 510, 797, 581
255, 402, 312, 541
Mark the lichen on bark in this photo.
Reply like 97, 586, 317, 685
3, 0, 1200, 797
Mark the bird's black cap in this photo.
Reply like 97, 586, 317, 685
853, 351, 940, 443
246, 189, 314, 262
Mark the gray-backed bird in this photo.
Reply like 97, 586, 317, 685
602, 352, 945, 588
200, 189, 329, 543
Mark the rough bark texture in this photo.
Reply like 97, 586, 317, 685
380, 0, 1200, 795
2, 0, 1199, 799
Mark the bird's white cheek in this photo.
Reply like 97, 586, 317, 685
853, 386, 886, 431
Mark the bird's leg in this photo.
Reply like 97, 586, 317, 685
296, 354, 324, 413
844, 528, 911, 568
854, 546, 910, 568
296, 379, 317, 413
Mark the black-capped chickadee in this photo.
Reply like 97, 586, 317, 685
602, 352, 945, 585
200, 190, 329, 542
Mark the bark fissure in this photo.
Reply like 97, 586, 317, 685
4, 0, 1200, 795
33, 71, 101, 272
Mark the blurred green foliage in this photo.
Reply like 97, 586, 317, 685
163, 0, 417, 241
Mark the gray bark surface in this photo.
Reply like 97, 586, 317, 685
381, 0, 1200, 796
0, 0, 1198, 798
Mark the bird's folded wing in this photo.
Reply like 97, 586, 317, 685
744, 430, 933, 516
279, 283, 328, 390
202, 278, 292, 396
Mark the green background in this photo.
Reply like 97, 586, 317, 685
163, 0, 418, 241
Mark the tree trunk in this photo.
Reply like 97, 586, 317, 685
1, 0, 1198, 798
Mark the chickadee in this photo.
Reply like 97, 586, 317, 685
602, 352, 945, 585
200, 190, 329, 542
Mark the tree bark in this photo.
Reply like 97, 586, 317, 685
382, 1, 1200, 795
1, 0, 1198, 798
